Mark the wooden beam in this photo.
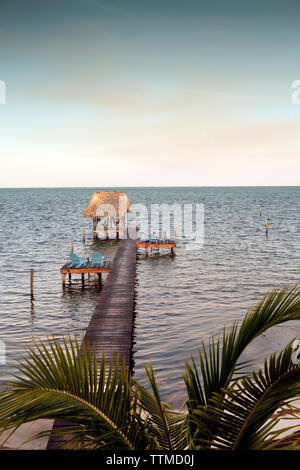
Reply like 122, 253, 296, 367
137, 243, 176, 248
93, 228, 126, 233
30, 269, 34, 299
60, 267, 110, 274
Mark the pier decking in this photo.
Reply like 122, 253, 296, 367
83, 237, 137, 370
137, 239, 176, 255
47, 236, 137, 449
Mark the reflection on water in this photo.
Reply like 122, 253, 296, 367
1, 187, 300, 406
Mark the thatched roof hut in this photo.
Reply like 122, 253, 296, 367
84, 191, 132, 218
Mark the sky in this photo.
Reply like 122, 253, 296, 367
0, 0, 300, 187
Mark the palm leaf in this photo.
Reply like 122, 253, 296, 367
184, 286, 300, 408
135, 364, 187, 450
0, 336, 147, 450
189, 343, 300, 450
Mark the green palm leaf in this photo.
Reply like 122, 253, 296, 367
1, 286, 300, 451
189, 343, 300, 450
0, 336, 146, 450
184, 286, 300, 409
135, 364, 187, 450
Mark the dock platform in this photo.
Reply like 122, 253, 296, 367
137, 239, 176, 255
60, 260, 110, 286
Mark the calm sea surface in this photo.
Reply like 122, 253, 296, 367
1, 187, 300, 406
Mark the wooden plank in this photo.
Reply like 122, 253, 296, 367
60, 260, 110, 274
61, 260, 111, 269
137, 243, 176, 248
47, 235, 137, 449
93, 228, 126, 233
61, 267, 110, 274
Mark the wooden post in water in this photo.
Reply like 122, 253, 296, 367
71, 238, 74, 253
83, 230, 86, 243
265, 218, 269, 236
260, 209, 263, 216
93, 218, 97, 239
30, 269, 34, 299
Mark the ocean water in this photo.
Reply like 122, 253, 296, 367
0, 187, 300, 406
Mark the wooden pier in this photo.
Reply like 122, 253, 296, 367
83, 237, 137, 370
137, 239, 176, 255
47, 236, 137, 449
60, 260, 110, 286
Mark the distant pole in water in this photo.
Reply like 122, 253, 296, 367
83, 230, 86, 243
30, 269, 34, 299
260, 209, 263, 216
265, 218, 269, 236
71, 238, 74, 252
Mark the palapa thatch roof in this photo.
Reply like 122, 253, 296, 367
84, 191, 132, 218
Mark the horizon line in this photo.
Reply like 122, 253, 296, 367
0, 185, 299, 190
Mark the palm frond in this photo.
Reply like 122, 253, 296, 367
135, 364, 187, 450
0, 336, 147, 450
184, 286, 300, 408
1, 287, 300, 451
189, 343, 300, 450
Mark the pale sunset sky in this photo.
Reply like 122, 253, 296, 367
0, 0, 300, 187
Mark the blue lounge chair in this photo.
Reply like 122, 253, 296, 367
69, 252, 87, 268
91, 252, 105, 267
148, 234, 159, 244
